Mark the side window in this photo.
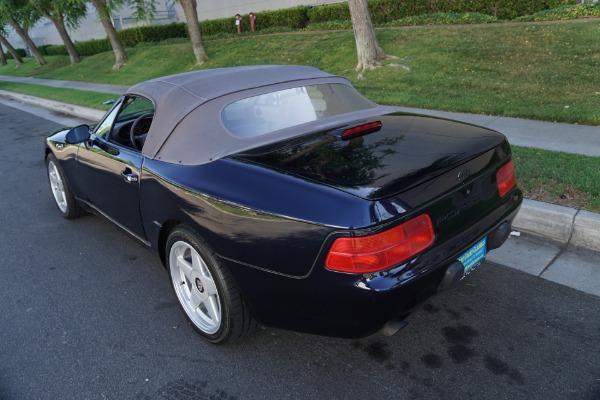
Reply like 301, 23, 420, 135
116, 97, 154, 124
111, 96, 155, 151
94, 99, 123, 139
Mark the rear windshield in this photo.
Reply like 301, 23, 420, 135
221, 84, 376, 138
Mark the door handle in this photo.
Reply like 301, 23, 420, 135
121, 169, 138, 183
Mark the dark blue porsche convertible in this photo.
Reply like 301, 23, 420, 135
45, 65, 522, 343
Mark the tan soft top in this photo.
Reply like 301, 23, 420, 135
126, 65, 397, 165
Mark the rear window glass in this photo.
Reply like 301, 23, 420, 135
221, 84, 376, 138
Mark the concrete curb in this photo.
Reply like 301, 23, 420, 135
571, 211, 600, 252
2, 90, 599, 252
0, 90, 105, 122
513, 199, 600, 252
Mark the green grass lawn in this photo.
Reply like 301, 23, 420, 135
0, 81, 114, 110
513, 146, 600, 212
0, 19, 598, 124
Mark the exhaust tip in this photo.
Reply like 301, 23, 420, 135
381, 319, 408, 336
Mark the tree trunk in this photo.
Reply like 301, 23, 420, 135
348, 0, 386, 71
45, 12, 80, 64
91, 0, 127, 70
180, 0, 208, 65
0, 36, 24, 66
0, 42, 6, 66
8, 18, 46, 66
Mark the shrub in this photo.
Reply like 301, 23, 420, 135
119, 23, 188, 47
383, 12, 499, 27
306, 0, 575, 23
252, 6, 310, 30
4, 48, 27, 59
46, 44, 68, 56
201, 7, 308, 35
515, 3, 600, 22
200, 17, 235, 36
307, 3, 350, 23
37, 44, 51, 55
74, 38, 112, 56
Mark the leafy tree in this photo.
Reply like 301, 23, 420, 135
348, 0, 386, 71
0, 30, 24, 66
83, 0, 155, 70
90, 0, 126, 69
178, 0, 208, 65
29, 0, 86, 64
0, 0, 46, 65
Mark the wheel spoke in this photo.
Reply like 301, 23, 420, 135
205, 296, 220, 325
189, 290, 202, 311
203, 276, 218, 296
191, 251, 205, 275
176, 253, 194, 279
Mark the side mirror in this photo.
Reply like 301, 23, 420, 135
65, 124, 91, 144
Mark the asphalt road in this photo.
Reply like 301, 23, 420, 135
1, 103, 599, 400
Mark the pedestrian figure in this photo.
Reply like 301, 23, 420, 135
249, 12, 256, 32
235, 14, 242, 33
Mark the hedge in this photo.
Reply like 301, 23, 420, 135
46, 44, 69, 56
515, 3, 600, 21
118, 23, 188, 47
200, 6, 309, 35
308, 0, 576, 23
4, 48, 26, 59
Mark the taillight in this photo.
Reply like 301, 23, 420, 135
325, 214, 435, 274
341, 121, 382, 141
496, 160, 516, 197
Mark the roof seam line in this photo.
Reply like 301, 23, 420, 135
154, 79, 206, 100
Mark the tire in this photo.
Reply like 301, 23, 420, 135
46, 153, 85, 219
166, 226, 256, 344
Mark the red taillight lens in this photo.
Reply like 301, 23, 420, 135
325, 214, 435, 274
496, 160, 516, 197
341, 121, 382, 141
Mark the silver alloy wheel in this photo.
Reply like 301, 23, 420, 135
169, 241, 222, 334
48, 160, 68, 213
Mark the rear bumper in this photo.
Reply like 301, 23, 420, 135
224, 189, 523, 338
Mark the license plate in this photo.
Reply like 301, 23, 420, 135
458, 237, 487, 275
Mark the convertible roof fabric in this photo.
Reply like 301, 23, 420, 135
126, 65, 397, 165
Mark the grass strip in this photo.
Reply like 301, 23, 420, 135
512, 146, 600, 212
0, 81, 113, 110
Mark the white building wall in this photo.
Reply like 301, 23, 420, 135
183, 0, 338, 21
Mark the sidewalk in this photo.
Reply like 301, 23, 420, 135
395, 106, 600, 157
0, 75, 128, 95
0, 75, 599, 257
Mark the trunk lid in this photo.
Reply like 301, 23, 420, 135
233, 113, 507, 201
